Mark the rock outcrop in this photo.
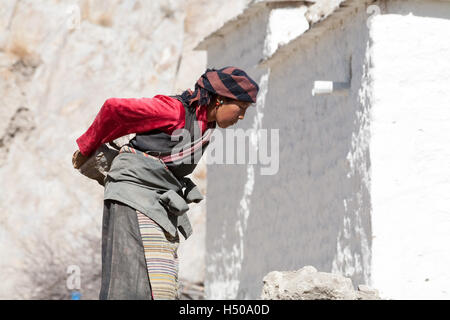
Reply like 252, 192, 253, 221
261, 266, 381, 300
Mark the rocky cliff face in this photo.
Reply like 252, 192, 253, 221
0, 0, 249, 299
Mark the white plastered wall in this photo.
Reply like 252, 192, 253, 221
370, 0, 450, 299
205, 2, 373, 299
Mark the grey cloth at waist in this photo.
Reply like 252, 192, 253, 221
103, 152, 203, 239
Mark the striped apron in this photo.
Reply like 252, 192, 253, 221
136, 210, 180, 300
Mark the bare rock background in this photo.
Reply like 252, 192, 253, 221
0, 0, 249, 300
261, 266, 381, 300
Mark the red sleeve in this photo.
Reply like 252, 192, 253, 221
76, 95, 185, 156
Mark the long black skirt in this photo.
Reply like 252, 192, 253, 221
99, 200, 153, 300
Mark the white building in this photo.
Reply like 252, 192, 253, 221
196, 0, 450, 299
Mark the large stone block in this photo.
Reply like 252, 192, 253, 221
261, 266, 381, 300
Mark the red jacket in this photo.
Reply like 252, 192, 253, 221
76, 95, 212, 156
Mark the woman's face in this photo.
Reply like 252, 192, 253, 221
215, 98, 252, 128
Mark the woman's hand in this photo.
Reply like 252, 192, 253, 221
72, 150, 89, 169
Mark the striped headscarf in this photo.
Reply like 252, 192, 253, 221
181, 67, 259, 109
